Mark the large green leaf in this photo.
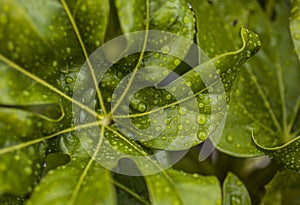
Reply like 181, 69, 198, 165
0, 0, 109, 196
202, 0, 300, 168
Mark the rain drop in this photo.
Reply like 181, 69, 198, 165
65, 76, 73, 83
161, 45, 170, 54
226, 135, 234, 143
197, 114, 206, 125
137, 103, 147, 112
197, 131, 207, 140
294, 33, 300, 40
7, 41, 14, 51
230, 195, 241, 205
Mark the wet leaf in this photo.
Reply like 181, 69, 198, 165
27, 135, 117, 205
261, 170, 300, 205
0, 0, 261, 204
203, 0, 300, 164
0, 0, 110, 196
144, 169, 221, 205
223, 172, 251, 205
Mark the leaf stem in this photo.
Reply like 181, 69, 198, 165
0, 121, 103, 155
246, 66, 283, 135
112, 180, 151, 205
0, 54, 101, 120
288, 95, 300, 134
70, 126, 105, 204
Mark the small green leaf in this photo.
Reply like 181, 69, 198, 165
27, 135, 117, 205
144, 169, 221, 205
223, 172, 251, 205
290, 0, 300, 61
261, 170, 300, 205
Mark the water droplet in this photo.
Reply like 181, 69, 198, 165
14, 155, 20, 161
257, 40, 261, 46
183, 16, 189, 24
226, 135, 234, 143
79, 110, 86, 123
24, 166, 32, 175
197, 114, 206, 125
166, 94, 172, 100
198, 102, 204, 108
230, 195, 241, 205
7, 41, 14, 51
52, 61, 58, 67
155, 126, 162, 132
294, 33, 300, 40
137, 103, 147, 112
154, 53, 160, 58
173, 59, 181, 66
81, 5, 87, 11
186, 81, 192, 87
65, 76, 73, 83
197, 131, 207, 140
246, 50, 251, 57
178, 125, 184, 130
161, 45, 170, 54
66, 47, 71, 53
22, 90, 30, 96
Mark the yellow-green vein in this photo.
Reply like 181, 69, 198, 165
237, 102, 276, 135
104, 126, 177, 192
112, 180, 151, 205
109, 0, 150, 115
246, 66, 282, 134
275, 61, 288, 138
0, 54, 100, 119
60, 0, 107, 115
288, 95, 300, 134
70, 125, 105, 205
0, 121, 103, 155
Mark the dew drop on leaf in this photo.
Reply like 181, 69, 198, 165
226, 135, 234, 143
161, 45, 170, 54
52, 61, 57, 67
197, 114, 207, 125
230, 195, 241, 205
197, 131, 207, 140
137, 103, 147, 112
7, 41, 14, 51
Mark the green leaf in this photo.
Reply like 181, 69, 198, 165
223, 172, 251, 205
204, 0, 300, 162
144, 169, 221, 205
0, 0, 261, 203
290, 0, 300, 61
261, 170, 300, 205
0, 0, 109, 196
27, 135, 116, 205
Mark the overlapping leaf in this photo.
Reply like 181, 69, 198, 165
223, 172, 251, 205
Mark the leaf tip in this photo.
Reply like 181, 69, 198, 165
240, 26, 261, 57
